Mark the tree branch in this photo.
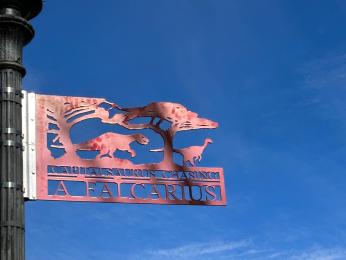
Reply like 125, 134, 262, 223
65, 104, 97, 116
48, 129, 59, 134
118, 119, 165, 136
118, 121, 151, 130
64, 107, 96, 121
67, 114, 100, 127
47, 115, 57, 122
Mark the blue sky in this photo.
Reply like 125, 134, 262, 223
24, 0, 346, 259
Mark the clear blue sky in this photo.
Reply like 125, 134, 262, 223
24, 1, 346, 259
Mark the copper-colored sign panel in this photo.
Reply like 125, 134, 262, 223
36, 94, 226, 205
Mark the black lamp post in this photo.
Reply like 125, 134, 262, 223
0, 0, 42, 259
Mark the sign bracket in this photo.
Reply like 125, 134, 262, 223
22, 91, 37, 200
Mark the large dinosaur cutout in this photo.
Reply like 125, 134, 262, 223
75, 132, 149, 159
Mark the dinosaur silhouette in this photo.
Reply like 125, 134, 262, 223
75, 132, 149, 159
151, 138, 213, 166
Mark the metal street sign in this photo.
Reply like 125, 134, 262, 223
23, 92, 226, 205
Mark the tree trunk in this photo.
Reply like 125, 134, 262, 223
162, 131, 175, 166
55, 116, 75, 158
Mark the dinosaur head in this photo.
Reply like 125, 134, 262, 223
133, 134, 150, 145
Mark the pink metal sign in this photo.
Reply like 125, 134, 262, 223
35, 94, 226, 205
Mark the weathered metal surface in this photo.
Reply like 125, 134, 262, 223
35, 94, 226, 205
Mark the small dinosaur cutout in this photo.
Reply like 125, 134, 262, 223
151, 138, 213, 166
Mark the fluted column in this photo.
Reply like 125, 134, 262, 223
0, 1, 42, 259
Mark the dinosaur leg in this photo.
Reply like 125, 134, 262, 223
192, 157, 197, 165
110, 149, 117, 158
128, 148, 136, 158
98, 147, 111, 159
186, 159, 194, 166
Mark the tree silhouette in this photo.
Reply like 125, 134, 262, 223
44, 97, 218, 166
45, 95, 118, 158
102, 102, 218, 166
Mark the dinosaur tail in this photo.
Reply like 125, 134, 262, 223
74, 141, 98, 151
172, 148, 183, 155
120, 106, 143, 112
102, 101, 122, 110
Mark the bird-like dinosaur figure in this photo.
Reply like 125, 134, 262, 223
150, 138, 213, 166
